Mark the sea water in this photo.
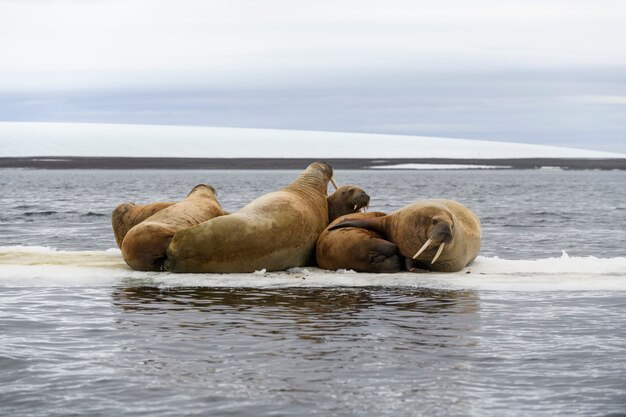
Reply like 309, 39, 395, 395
1, 169, 625, 417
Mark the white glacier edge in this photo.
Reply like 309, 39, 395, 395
1, 122, 625, 159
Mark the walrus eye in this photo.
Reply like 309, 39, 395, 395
431, 218, 439, 225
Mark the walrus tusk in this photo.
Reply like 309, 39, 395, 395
431, 242, 445, 264
412, 238, 432, 259
354, 204, 358, 210
330, 177, 338, 190
362, 205, 368, 213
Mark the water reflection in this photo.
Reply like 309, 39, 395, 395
107, 286, 483, 416
111, 287, 480, 345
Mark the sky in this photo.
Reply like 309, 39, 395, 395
1, 0, 625, 152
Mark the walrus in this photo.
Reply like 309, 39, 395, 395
316, 211, 402, 273
121, 184, 225, 271
327, 185, 370, 222
111, 201, 175, 248
165, 162, 337, 273
328, 199, 481, 272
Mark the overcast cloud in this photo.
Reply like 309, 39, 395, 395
1, 0, 625, 152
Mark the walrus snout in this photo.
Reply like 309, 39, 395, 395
431, 222, 453, 243
352, 191, 370, 211
411, 221, 453, 264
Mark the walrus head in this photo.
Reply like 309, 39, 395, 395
111, 203, 137, 247
187, 184, 218, 198
408, 207, 455, 265
312, 161, 338, 188
327, 185, 371, 222
292, 162, 338, 194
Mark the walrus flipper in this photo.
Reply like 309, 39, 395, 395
327, 216, 386, 235
367, 238, 402, 273
404, 257, 432, 273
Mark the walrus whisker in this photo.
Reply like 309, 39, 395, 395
431, 242, 445, 264
330, 177, 338, 190
412, 238, 432, 259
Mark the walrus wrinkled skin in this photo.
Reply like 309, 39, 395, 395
111, 201, 175, 248
329, 199, 481, 272
316, 212, 402, 273
327, 185, 370, 222
165, 162, 335, 273
121, 184, 224, 271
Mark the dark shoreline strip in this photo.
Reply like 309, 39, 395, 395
1, 157, 625, 170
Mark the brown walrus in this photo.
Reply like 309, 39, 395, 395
327, 185, 370, 222
165, 162, 337, 273
316, 211, 402, 273
121, 184, 225, 271
111, 201, 175, 248
328, 199, 481, 272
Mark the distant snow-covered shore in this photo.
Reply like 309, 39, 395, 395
1, 122, 624, 159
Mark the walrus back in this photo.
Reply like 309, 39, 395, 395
316, 227, 401, 273
316, 212, 401, 273
166, 162, 332, 273
120, 186, 224, 271
166, 191, 328, 273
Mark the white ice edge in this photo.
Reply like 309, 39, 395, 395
1, 247, 625, 291
1, 122, 624, 159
